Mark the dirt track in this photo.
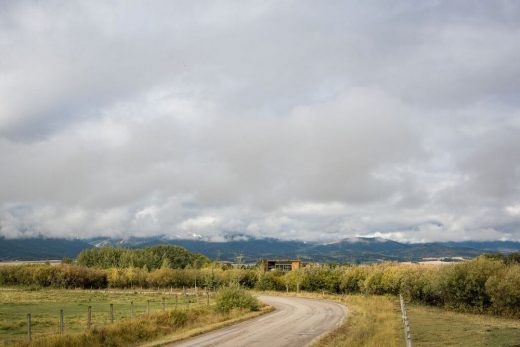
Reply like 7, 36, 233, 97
170, 295, 347, 347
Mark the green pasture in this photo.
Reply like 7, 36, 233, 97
409, 304, 520, 347
0, 288, 208, 344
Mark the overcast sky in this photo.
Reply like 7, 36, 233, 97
0, 1, 519, 242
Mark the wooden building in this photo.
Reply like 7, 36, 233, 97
263, 259, 302, 272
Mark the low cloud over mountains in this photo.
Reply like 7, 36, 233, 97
0, 1, 519, 242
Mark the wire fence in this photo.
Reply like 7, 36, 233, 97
1, 288, 215, 346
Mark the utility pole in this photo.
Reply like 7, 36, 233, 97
235, 253, 245, 284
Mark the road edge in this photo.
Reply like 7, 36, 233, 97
139, 305, 275, 347
254, 291, 350, 347
308, 299, 349, 346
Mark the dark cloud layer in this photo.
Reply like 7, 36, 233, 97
0, 1, 519, 242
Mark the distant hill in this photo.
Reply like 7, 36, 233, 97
442, 240, 520, 252
0, 237, 92, 260
85, 236, 520, 263
2, 236, 520, 263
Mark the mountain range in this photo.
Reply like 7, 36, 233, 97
2, 236, 520, 263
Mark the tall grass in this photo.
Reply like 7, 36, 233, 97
259, 291, 402, 347
8, 306, 258, 347
314, 295, 402, 347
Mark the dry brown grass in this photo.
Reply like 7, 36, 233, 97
1, 288, 272, 347
255, 291, 403, 347
5, 306, 269, 347
140, 305, 273, 347
313, 295, 403, 347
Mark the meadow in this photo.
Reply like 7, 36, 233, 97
408, 304, 520, 347
0, 288, 214, 345
2, 287, 520, 346
2, 246, 520, 346
305, 292, 520, 347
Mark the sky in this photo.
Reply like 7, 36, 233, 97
0, 1, 519, 243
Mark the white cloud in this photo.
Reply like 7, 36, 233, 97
0, 1, 519, 242
178, 216, 219, 232
506, 206, 520, 217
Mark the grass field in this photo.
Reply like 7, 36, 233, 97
267, 291, 520, 347
408, 304, 520, 347
0, 288, 210, 345
313, 294, 403, 347
5, 288, 520, 347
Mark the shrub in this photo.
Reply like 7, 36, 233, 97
301, 266, 341, 293
437, 257, 503, 312
255, 271, 285, 291
486, 264, 520, 317
400, 266, 442, 305
339, 266, 367, 293
215, 284, 259, 313
0, 264, 107, 289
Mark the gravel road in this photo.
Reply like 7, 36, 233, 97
169, 295, 347, 347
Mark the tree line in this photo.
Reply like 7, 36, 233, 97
1, 254, 519, 318
75, 245, 210, 269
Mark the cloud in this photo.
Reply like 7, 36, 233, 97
0, 1, 519, 242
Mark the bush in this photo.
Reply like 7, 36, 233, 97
486, 264, 520, 317
400, 266, 442, 305
0, 264, 107, 289
301, 266, 341, 293
437, 257, 503, 312
339, 266, 367, 293
255, 271, 285, 291
215, 284, 259, 313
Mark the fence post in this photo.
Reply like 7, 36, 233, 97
162, 297, 165, 311
399, 294, 413, 347
147, 300, 150, 316
87, 306, 92, 330
175, 294, 178, 310
131, 301, 134, 320
110, 304, 114, 323
27, 313, 32, 341
60, 309, 64, 334
206, 289, 210, 307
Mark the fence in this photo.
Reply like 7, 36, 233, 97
399, 294, 412, 347
1, 288, 215, 346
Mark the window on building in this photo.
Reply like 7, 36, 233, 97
274, 264, 292, 271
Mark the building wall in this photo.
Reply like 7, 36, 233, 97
263, 260, 301, 272
291, 260, 301, 270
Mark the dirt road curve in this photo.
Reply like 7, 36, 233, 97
170, 295, 347, 347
